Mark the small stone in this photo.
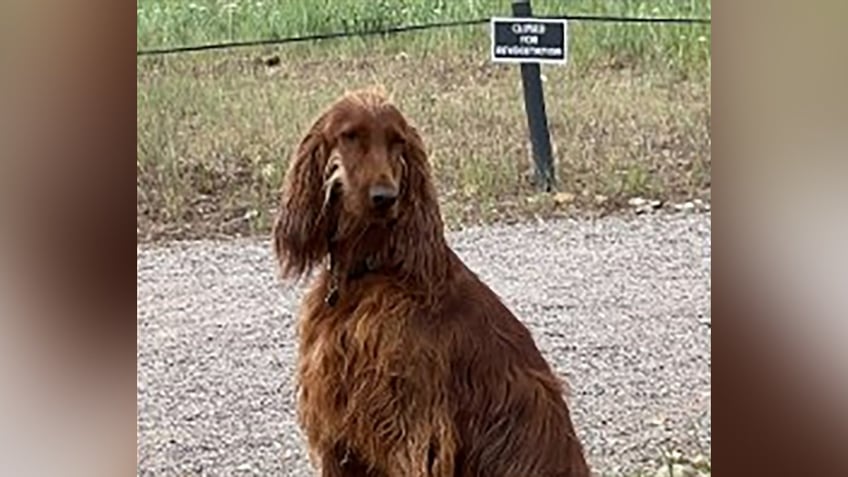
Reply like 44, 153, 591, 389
628, 197, 647, 207
690, 454, 710, 468
649, 199, 663, 209
646, 415, 665, 427
594, 194, 608, 205
553, 192, 576, 205
674, 201, 696, 212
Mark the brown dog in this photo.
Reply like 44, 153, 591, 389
273, 87, 590, 476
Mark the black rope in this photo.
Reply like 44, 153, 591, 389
541, 13, 710, 25
137, 18, 488, 56
137, 14, 710, 57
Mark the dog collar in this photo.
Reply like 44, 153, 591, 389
324, 254, 381, 307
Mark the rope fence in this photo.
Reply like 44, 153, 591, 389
136, 13, 710, 57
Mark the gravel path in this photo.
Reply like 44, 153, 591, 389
137, 212, 711, 476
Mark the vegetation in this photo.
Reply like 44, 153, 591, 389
138, 0, 710, 73
137, 0, 711, 241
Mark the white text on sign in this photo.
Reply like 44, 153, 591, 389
519, 35, 538, 45
491, 17, 568, 65
511, 23, 546, 35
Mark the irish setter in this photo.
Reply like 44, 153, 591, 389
272, 87, 590, 477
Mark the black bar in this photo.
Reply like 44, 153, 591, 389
512, 0, 556, 192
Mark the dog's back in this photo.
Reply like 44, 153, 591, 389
438, 250, 590, 476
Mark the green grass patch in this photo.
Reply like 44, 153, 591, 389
137, 0, 710, 74
136, 1, 710, 241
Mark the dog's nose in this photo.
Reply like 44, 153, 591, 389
369, 184, 398, 209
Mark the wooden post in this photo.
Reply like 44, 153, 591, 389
512, 0, 556, 192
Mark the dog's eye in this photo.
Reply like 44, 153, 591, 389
341, 130, 358, 142
388, 134, 405, 149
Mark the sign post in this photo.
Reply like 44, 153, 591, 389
491, 1, 567, 192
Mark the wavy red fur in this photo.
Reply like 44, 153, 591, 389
272, 87, 590, 477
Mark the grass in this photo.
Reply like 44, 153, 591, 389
136, 1, 711, 242
592, 447, 710, 476
643, 451, 711, 477
138, 0, 710, 73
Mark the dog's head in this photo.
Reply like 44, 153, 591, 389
273, 87, 443, 280
321, 88, 408, 223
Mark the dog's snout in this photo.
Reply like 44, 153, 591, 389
369, 184, 398, 209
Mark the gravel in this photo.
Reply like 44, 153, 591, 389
137, 212, 711, 476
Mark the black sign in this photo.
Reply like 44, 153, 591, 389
490, 17, 568, 64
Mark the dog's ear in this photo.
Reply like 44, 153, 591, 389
392, 124, 446, 283
399, 126, 436, 206
272, 113, 332, 279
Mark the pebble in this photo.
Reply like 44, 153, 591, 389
138, 213, 711, 475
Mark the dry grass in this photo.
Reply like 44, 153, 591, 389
137, 35, 709, 241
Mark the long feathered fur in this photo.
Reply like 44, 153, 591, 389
272, 88, 590, 477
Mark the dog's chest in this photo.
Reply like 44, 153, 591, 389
298, 301, 423, 440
